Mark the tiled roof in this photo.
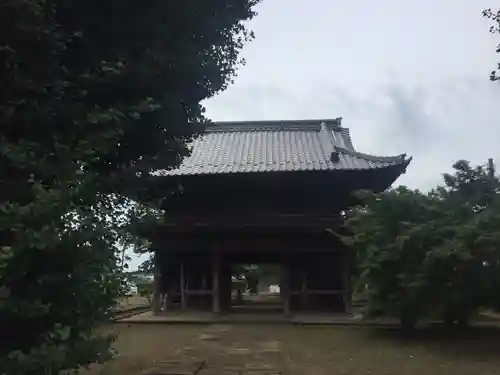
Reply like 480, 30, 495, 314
159, 118, 411, 176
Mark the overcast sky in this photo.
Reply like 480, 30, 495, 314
129, 1, 499, 270
204, 0, 500, 191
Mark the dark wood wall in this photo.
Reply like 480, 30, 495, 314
145, 168, 384, 314
152, 166, 403, 216
153, 229, 351, 313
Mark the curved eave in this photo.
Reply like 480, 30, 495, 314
155, 152, 411, 178
130, 155, 411, 200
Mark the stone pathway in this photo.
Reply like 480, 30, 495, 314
139, 324, 284, 374
87, 322, 500, 375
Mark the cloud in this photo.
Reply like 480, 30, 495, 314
204, 77, 500, 191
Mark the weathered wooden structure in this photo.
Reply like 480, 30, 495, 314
144, 118, 411, 315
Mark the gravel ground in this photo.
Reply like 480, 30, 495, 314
82, 323, 500, 375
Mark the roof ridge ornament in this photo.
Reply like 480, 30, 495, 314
320, 121, 328, 132
330, 151, 340, 163
318, 121, 338, 161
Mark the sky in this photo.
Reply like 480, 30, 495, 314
204, 0, 500, 191
129, 0, 500, 270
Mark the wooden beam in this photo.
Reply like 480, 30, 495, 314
159, 212, 343, 231
184, 290, 212, 295
291, 290, 344, 295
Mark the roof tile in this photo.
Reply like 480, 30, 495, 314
159, 119, 410, 176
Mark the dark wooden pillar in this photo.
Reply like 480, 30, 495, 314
212, 250, 221, 314
180, 262, 187, 310
343, 251, 351, 314
220, 262, 232, 313
281, 261, 292, 317
300, 270, 308, 308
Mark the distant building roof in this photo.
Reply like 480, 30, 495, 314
159, 118, 411, 176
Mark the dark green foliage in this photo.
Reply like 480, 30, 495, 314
344, 187, 438, 328
433, 161, 500, 324
0, 0, 260, 373
138, 256, 155, 274
483, 8, 500, 81
344, 160, 500, 329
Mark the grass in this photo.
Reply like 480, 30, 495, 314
82, 323, 500, 375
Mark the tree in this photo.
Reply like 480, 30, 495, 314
343, 186, 440, 329
343, 160, 500, 329
432, 161, 500, 325
483, 8, 500, 81
0, 1, 260, 374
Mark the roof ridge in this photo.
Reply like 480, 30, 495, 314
206, 118, 344, 133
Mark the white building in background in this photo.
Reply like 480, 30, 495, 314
269, 285, 280, 294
